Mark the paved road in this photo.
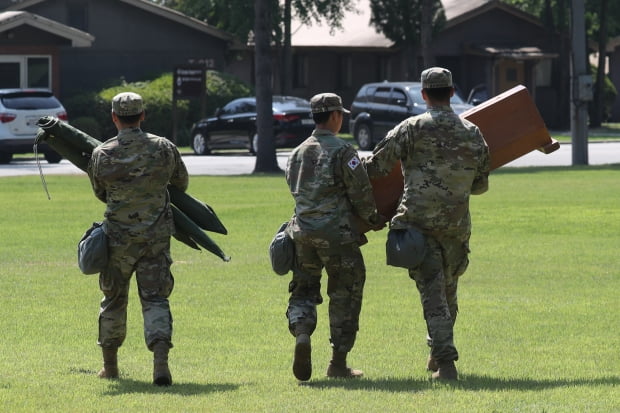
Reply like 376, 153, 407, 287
1, 142, 618, 177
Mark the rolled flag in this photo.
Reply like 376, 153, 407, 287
172, 205, 230, 261
168, 186, 227, 235
35, 116, 230, 261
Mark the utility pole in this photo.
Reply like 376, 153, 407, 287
570, 0, 591, 165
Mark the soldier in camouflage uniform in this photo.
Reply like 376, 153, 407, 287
87, 92, 188, 386
364, 68, 490, 380
285, 93, 384, 381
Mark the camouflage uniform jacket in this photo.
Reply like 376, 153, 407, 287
87, 127, 189, 244
286, 128, 380, 247
364, 105, 490, 241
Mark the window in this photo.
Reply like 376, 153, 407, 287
408, 86, 425, 105
359, 86, 376, 101
535, 59, 552, 87
391, 89, 407, 106
0, 56, 51, 89
221, 101, 240, 115
373, 87, 392, 104
237, 101, 255, 113
0, 62, 20, 88
27, 57, 50, 88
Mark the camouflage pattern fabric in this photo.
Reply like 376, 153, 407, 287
98, 239, 174, 350
363, 105, 489, 239
409, 235, 469, 362
88, 127, 188, 350
285, 128, 379, 352
285, 129, 380, 247
88, 127, 188, 244
364, 104, 489, 363
286, 242, 366, 352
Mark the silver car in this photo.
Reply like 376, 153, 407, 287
0, 88, 68, 164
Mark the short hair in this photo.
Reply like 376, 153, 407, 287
423, 87, 452, 102
116, 112, 143, 124
312, 111, 331, 124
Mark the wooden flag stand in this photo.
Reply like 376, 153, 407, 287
461, 84, 559, 170
367, 85, 560, 226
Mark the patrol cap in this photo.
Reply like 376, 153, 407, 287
310, 93, 350, 114
111, 92, 144, 116
421, 67, 453, 89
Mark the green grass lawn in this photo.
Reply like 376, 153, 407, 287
552, 122, 620, 143
0, 166, 619, 412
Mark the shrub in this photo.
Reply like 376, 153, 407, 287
69, 116, 102, 139
63, 71, 253, 145
589, 66, 618, 123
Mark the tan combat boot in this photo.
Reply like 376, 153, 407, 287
153, 342, 172, 386
326, 350, 363, 379
426, 355, 439, 372
292, 333, 312, 381
97, 347, 119, 379
431, 360, 458, 380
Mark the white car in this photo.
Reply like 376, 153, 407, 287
0, 88, 68, 164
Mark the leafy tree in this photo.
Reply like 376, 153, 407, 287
369, 0, 445, 80
279, 0, 358, 93
504, 0, 620, 125
505, 0, 570, 31
155, 0, 357, 166
156, 0, 356, 95
587, 0, 620, 125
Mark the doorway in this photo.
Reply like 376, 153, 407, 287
496, 58, 524, 94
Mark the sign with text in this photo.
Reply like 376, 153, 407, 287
173, 66, 205, 99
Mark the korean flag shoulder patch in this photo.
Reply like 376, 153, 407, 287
347, 156, 361, 170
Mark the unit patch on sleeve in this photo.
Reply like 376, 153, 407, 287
348, 156, 361, 170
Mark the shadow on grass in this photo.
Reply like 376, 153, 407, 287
69, 367, 239, 396
493, 163, 620, 175
102, 377, 239, 396
304, 374, 620, 392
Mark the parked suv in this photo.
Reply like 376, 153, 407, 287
349, 81, 473, 150
0, 88, 68, 164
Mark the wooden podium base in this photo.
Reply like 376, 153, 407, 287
461, 85, 559, 170
366, 85, 559, 228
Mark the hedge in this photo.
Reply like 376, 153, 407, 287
63, 71, 253, 146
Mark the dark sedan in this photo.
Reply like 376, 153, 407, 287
190, 95, 315, 155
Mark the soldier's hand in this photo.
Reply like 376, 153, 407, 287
371, 214, 388, 231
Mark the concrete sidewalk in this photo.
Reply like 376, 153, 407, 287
1, 141, 618, 177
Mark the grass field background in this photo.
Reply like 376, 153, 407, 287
0, 165, 618, 412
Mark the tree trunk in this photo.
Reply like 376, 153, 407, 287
281, 0, 293, 95
420, 0, 433, 69
254, 0, 281, 173
590, 0, 608, 127
555, 0, 571, 129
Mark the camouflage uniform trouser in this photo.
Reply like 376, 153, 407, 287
98, 237, 174, 351
286, 241, 366, 353
407, 235, 469, 363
